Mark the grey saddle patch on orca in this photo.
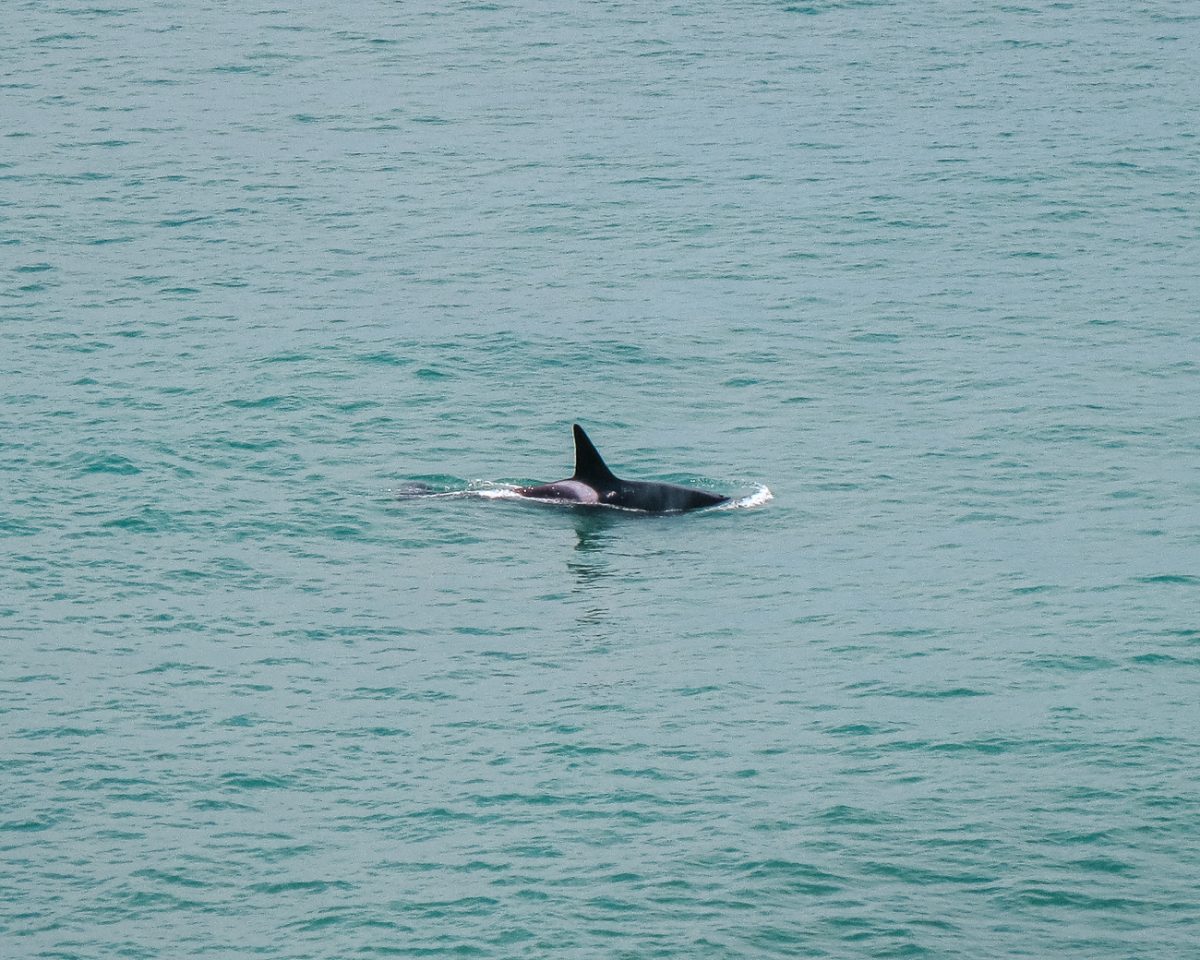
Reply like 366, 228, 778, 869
517, 424, 729, 513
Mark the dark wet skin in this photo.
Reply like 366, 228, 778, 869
516, 425, 728, 514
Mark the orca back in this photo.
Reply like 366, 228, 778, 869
517, 423, 728, 513
612, 479, 729, 513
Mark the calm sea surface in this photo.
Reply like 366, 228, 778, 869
3, 1, 1199, 957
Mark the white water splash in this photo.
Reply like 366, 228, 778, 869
720, 484, 774, 509
474, 485, 523, 500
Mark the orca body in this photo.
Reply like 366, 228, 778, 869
517, 424, 729, 514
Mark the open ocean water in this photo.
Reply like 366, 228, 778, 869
3, 1, 1199, 957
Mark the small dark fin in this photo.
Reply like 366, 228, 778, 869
571, 424, 619, 485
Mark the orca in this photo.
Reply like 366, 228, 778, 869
517, 424, 729, 513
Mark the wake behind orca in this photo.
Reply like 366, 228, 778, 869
516, 424, 729, 513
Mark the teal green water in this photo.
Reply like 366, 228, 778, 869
4, 2, 1199, 957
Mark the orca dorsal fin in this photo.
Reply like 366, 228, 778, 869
571, 424, 619, 486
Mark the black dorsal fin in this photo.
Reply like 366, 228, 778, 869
571, 424, 619, 485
